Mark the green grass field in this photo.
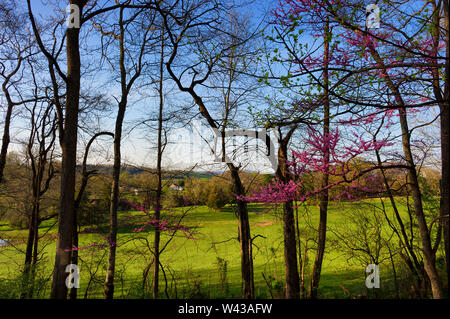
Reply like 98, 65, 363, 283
0, 199, 447, 299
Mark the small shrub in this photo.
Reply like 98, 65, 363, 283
78, 199, 109, 226
206, 187, 228, 211
215, 257, 229, 295
163, 191, 186, 207
8, 214, 28, 230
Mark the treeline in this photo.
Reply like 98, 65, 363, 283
2, 153, 441, 228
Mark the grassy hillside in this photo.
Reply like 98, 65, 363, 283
0, 200, 447, 299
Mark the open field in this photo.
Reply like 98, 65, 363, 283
1, 200, 447, 299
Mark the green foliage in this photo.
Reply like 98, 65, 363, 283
7, 214, 28, 230
0, 262, 50, 298
0, 277, 23, 298
77, 190, 110, 227
163, 190, 186, 207
215, 256, 229, 295
183, 176, 233, 208
183, 178, 210, 205
206, 186, 229, 211
418, 173, 441, 226
0, 200, 447, 299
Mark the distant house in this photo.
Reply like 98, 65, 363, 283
169, 184, 184, 191
0, 239, 10, 247
130, 187, 142, 196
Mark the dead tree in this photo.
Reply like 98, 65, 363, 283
26, 0, 153, 299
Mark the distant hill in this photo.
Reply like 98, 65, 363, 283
76, 164, 219, 179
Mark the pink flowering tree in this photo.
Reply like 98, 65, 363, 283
321, 0, 447, 299
260, 0, 447, 299
239, 125, 391, 206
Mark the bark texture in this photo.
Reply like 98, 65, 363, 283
276, 127, 300, 299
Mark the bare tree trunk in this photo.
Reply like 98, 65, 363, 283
227, 163, 254, 298
0, 54, 22, 184
69, 212, 79, 299
152, 26, 165, 299
49, 0, 85, 299
441, 103, 450, 278
20, 102, 56, 299
429, 0, 450, 280
310, 18, 330, 299
0, 102, 13, 184
440, 0, 450, 279
29, 207, 39, 298
51, 28, 80, 299
387, 244, 400, 298
23, 195, 44, 298
366, 40, 444, 298
21, 204, 37, 299
166, 63, 255, 299
103, 101, 125, 299
294, 200, 306, 299
276, 127, 300, 299
376, 150, 427, 292
104, 6, 147, 298
161, 5, 255, 297
50, 26, 81, 300
152, 200, 161, 299
152, 170, 162, 299
282, 201, 300, 299
301, 239, 308, 298
398, 109, 444, 298
72, 131, 113, 300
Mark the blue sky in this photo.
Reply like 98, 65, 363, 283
3, 1, 442, 173
6, 0, 278, 173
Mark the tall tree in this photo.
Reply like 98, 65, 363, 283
262, 0, 338, 297
157, 0, 258, 298
0, 1, 34, 184
101, 6, 152, 300
431, 0, 449, 277
272, 0, 448, 298
275, 125, 300, 299
27, 0, 88, 298
27, 0, 136, 299
21, 98, 57, 299
152, 20, 165, 300
310, 17, 330, 299
323, 0, 445, 298
70, 130, 114, 299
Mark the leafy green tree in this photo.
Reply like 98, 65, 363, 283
206, 186, 228, 211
